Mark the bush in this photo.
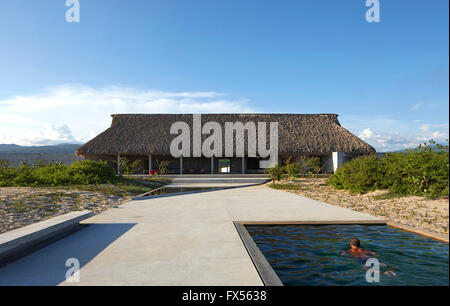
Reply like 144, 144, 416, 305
327, 155, 386, 193
119, 157, 142, 175
156, 160, 169, 175
298, 156, 308, 177
283, 158, 300, 180
328, 141, 449, 197
264, 164, 284, 185
68, 160, 116, 184
0, 160, 116, 187
382, 142, 449, 197
306, 157, 322, 176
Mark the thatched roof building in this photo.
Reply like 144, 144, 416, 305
76, 114, 374, 156
75, 114, 374, 174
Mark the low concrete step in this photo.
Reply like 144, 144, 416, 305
0, 210, 93, 266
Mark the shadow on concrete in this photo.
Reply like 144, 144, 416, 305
0, 223, 136, 286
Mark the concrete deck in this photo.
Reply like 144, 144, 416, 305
0, 185, 384, 286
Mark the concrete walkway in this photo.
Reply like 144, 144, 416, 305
0, 185, 384, 286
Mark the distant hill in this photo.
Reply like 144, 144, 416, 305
0, 143, 84, 166
0, 143, 82, 154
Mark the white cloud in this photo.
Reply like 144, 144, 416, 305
1, 84, 447, 151
410, 102, 437, 112
20, 123, 78, 146
359, 128, 374, 139
410, 102, 424, 111
358, 126, 449, 152
341, 114, 449, 152
0, 84, 256, 146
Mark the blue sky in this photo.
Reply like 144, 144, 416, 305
0, 0, 448, 151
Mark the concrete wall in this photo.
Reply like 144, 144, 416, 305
322, 154, 334, 173
332, 152, 346, 173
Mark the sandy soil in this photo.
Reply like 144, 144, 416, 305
273, 178, 449, 239
0, 187, 133, 234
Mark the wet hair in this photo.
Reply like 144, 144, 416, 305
350, 238, 360, 247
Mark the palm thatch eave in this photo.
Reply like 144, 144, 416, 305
75, 113, 375, 157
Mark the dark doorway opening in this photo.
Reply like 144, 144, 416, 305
218, 159, 230, 173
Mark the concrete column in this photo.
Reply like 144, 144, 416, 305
332, 152, 345, 173
117, 154, 120, 175
211, 157, 214, 174
148, 155, 152, 172
241, 156, 245, 174
180, 157, 183, 175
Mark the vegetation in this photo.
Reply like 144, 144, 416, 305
283, 158, 300, 181
57, 177, 169, 196
265, 156, 328, 184
0, 159, 8, 168
268, 182, 304, 191
306, 156, 322, 176
298, 156, 308, 177
328, 141, 449, 198
119, 157, 142, 175
156, 160, 169, 175
264, 164, 284, 185
327, 154, 385, 193
1, 160, 118, 187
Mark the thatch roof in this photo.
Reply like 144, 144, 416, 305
75, 114, 375, 157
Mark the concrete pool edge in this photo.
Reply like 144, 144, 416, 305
387, 221, 449, 243
131, 186, 227, 200
233, 222, 284, 286
130, 183, 270, 201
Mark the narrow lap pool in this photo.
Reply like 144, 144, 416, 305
144, 186, 218, 197
246, 225, 449, 286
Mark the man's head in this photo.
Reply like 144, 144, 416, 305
350, 238, 360, 249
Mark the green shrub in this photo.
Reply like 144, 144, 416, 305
382, 142, 449, 197
328, 141, 449, 197
156, 160, 169, 175
264, 164, 285, 185
283, 158, 300, 180
68, 160, 116, 184
0, 160, 116, 187
306, 157, 322, 176
119, 157, 142, 175
327, 155, 386, 193
298, 156, 308, 177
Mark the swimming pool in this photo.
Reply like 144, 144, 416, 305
143, 186, 218, 197
246, 225, 449, 286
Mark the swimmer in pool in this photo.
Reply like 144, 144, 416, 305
342, 238, 378, 260
341, 238, 397, 277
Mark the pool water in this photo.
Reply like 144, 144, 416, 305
146, 186, 217, 196
246, 225, 449, 286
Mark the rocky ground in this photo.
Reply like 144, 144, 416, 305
271, 178, 449, 239
0, 180, 166, 234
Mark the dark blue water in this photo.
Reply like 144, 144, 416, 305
147, 187, 217, 196
246, 225, 449, 286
